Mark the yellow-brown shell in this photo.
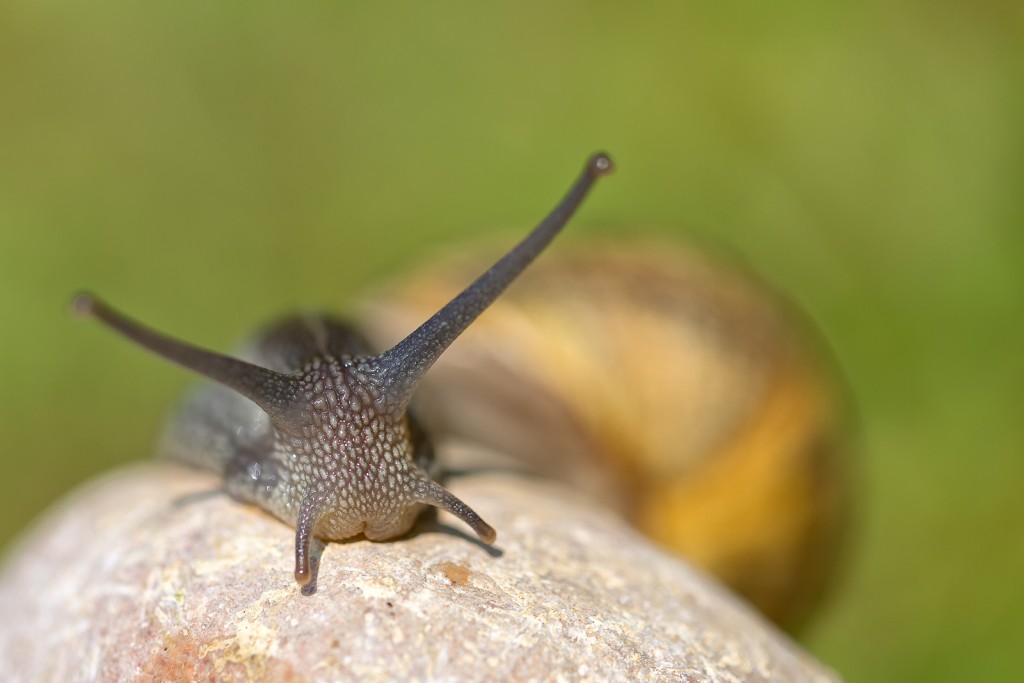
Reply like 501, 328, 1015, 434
360, 239, 850, 631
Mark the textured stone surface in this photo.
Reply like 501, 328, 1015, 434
0, 462, 840, 682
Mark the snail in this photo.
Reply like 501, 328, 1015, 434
72, 152, 615, 596
71, 151, 848, 629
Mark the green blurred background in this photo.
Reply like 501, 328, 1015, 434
1, 2, 1021, 680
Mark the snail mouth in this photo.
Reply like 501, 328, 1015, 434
312, 515, 368, 542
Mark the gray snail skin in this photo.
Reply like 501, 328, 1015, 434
72, 153, 614, 595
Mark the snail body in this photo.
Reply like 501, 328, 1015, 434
73, 153, 615, 595
156, 317, 445, 586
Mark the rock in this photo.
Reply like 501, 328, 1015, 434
0, 462, 840, 682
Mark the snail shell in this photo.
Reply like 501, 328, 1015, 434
360, 239, 850, 630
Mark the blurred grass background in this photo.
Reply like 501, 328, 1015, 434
0, 1, 1021, 680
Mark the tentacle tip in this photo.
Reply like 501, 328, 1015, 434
476, 523, 497, 545
294, 566, 312, 587
70, 291, 97, 318
587, 152, 615, 177
295, 568, 318, 595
